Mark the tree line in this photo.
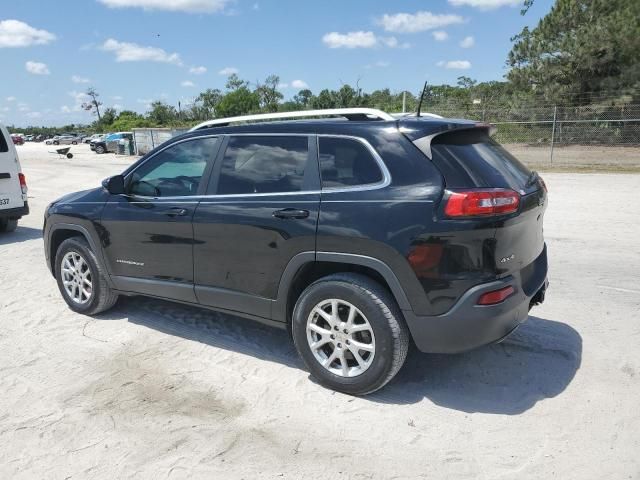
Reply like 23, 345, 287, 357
12, 0, 639, 134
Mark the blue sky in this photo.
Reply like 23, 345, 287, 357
0, 0, 553, 126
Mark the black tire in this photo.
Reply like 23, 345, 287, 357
95, 145, 105, 154
292, 273, 410, 395
72, 141, 77, 145
55, 237, 118, 315
67, 153, 73, 159
0, 218, 18, 233
53, 140, 59, 145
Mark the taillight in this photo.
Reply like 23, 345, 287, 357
539, 177, 548, 192
444, 189, 520, 218
477, 286, 515, 305
18, 173, 27, 195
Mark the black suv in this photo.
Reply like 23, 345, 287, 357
44, 109, 548, 395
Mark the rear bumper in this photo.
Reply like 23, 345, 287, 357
404, 245, 548, 353
0, 202, 29, 219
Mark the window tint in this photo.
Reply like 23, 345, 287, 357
318, 137, 383, 188
216, 136, 309, 195
128, 137, 218, 197
0, 129, 8, 153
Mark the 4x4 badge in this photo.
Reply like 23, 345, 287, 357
500, 254, 515, 263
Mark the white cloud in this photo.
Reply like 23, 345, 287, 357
252, 3, 259, 10
432, 31, 449, 41
439, 60, 472, 69
291, 80, 309, 89
25, 61, 50, 75
61, 105, 72, 113
189, 65, 207, 74
71, 75, 90, 83
113, 104, 123, 110
98, 0, 230, 13
366, 61, 390, 69
460, 36, 475, 48
218, 66, 238, 76
377, 11, 464, 34
181, 80, 195, 87
26, 111, 42, 119
102, 38, 182, 65
112, 95, 123, 101
0, 20, 56, 48
322, 31, 409, 49
448, 0, 522, 9
6, 96, 16, 102
18, 103, 30, 112
323, 31, 377, 49
68, 90, 91, 111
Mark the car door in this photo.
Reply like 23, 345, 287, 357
192, 134, 320, 320
0, 125, 23, 212
100, 135, 221, 302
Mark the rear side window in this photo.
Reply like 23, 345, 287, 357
424, 129, 531, 190
216, 136, 309, 195
0, 129, 8, 153
318, 137, 383, 189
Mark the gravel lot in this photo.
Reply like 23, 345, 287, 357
1, 142, 639, 479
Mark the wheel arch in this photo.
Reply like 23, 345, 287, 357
274, 252, 412, 327
48, 224, 100, 277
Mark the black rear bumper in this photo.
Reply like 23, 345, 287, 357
0, 202, 29, 219
403, 245, 548, 353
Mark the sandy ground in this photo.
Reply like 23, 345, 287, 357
1, 142, 639, 479
503, 144, 640, 169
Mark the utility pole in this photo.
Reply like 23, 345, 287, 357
402, 91, 406, 113
550, 105, 558, 164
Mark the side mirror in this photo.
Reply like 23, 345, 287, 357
102, 175, 125, 195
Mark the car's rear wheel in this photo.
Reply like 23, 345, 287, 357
55, 237, 118, 315
53, 141, 59, 145
72, 141, 77, 145
95, 145, 105, 154
0, 218, 18, 233
292, 273, 409, 395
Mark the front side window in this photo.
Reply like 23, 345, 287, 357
318, 137, 383, 189
128, 137, 218, 197
216, 136, 309, 195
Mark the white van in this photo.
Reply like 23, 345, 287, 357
0, 123, 28, 232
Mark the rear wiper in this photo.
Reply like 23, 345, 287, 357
526, 170, 539, 188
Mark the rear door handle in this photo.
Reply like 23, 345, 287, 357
164, 207, 189, 217
272, 208, 310, 219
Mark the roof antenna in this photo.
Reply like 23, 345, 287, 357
416, 81, 428, 118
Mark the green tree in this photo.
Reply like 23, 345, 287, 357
256, 74, 283, 112
507, 0, 640, 103
147, 101, 178, 125
81, 87, 103, 121
216, 88, 259, 117
293, 89, 313, 108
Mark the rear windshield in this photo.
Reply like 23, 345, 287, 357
418, 129, 531, 190
0, 128, 8, 153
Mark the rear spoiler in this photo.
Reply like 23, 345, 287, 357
407, 123, 496, 159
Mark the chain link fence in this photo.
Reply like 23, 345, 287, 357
429, 95, 640, 169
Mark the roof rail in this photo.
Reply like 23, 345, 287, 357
391, 112, 444, 119
189, 108, 396, 131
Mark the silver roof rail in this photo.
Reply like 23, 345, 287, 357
189, 108, 396, 131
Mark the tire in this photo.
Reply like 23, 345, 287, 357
72, 141, 77, 145
0, 218, 18, 233
95, 145, 105, 154
292, 273, 409, 395
55, 237, 118, 315
53, 141, 59, 145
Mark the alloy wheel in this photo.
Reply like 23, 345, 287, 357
61, 251, 93, 305
306, 299, 376, 378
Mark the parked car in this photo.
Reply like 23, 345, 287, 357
92, 132, 132, 154
43, 108, 548, 395
10, 134, 24, 146
84, 134, 102, 144
0, 123, 29, 232
25, 135, 34, 142
50, 135, 81, 146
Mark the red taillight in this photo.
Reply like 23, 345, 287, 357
444, 189, 520, 218
18, 173, 27, 195
477, 286, 515, 305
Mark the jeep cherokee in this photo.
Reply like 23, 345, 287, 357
44, 108, 548, 395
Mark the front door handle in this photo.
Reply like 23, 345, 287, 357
272, 208, 310, 219
164, 207, 188, 217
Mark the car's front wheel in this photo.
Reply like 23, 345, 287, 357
72, 141, 77, 145
95, 145, 105, 154
0, 218, 18, 233
292, 273, 409, 395
55, 237, 118, 315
